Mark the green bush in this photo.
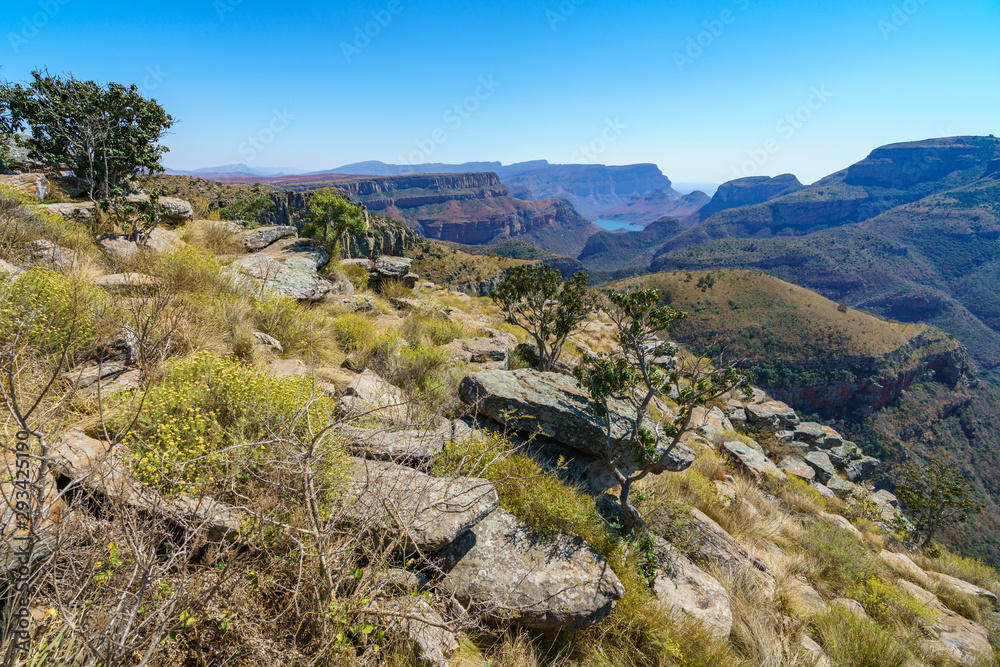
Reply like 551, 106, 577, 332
811, 607, 910, 667
0, 268, 103, 355
154, 246, 227, 294
799, 521, 880, 598
125, 351, 341, 494
399, 314, 468, 346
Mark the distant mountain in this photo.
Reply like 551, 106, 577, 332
672, 181, 719, 196
165, 163, 305, 177
325, 160, 683, 219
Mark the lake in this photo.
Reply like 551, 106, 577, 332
593, 218, 644, 232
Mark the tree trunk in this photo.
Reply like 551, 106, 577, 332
620, 479, 644, 537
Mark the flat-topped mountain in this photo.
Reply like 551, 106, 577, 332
597, 189, 710, 226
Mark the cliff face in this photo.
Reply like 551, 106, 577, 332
844, 136, 1000, 189
757, 330, 974, 418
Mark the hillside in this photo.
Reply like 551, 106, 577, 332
577, 216, 685, 273
2, 176, 999, 666
599, 189, 710, 226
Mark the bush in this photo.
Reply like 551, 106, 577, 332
0, 268, 104, 355
799, 521, 880, 598
855, 578, 935, 627
125, 352, 342, 494
153, 246, 227, 294
399, 314, 469, 346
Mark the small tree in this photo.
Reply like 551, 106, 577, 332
98, 187, 166, 242
3, 71, 173, 200
894, 456, 983, 549
307, 191, 368, 254
219, 192, 275, 226
575, 289, 749, 536
491, 264, 594, 372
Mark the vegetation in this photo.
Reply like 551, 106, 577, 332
218, 188, 275, 225
490, 263, 595, 371
2, 71, 173, 199
307, 190, 368, 253
895, 456, 983, 549
575, 289, 749, 535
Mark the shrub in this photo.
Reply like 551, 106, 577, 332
399, 314, 468, 346
0, 268, 103, 355
855, 578, 935, 627
331, 313, 377, 353
799, 521, 880, 598
124, 351, 342, 494
153, 246, 227, 294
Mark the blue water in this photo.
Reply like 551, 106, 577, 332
594, 218, 644, 232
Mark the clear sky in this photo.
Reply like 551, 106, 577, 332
3, 0, 999, 184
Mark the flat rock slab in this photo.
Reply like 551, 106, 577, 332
688, 508, 776, 598
442, 335, 513, 370
241, 225, 297, 251
438, 508, 625, 632
93, 273, 163, 293
925, 571, 999, 612
459, 369, 695, 473
346, 458, 498, 554
896, 579, 992, 663
340, 421, 453, 462
721, 441, 781, 479
340, 370, 409, 423
745, 401, 799, 430
879, 550, 931, 588
229, 254, 333, 301
653, 551, 733, 640
779, 454, 815, 482
803, 451, 837, 484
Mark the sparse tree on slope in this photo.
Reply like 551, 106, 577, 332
575, 289, 749, 536
895, 456, 982, 549
307, 191, 368, 255
491, 264, 594, 372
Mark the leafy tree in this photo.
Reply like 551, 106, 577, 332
575, 289, 749, 536
894, 457, 983, 548
307, 191, 368, 254
491, 264, 595, 372
3, 71, 173, 200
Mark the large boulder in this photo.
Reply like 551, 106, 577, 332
340, 421, 453, 462
925, 571, 999, 612
459, 369, 696, 473
97, 227, 186, 262
240, 225, 297, 251
721, 441, 781, 479
652, 543, 733, 640
803, 451, 837, 484
438, 508, 625, 631
778, 454, 816, 482
38, 201, 95, 221
339, 370, 409, 423
0, 173, 50, 201
442, 332, 515, 370
370, 256, 419, 290
346, 458, 498, 554
229, 253, 331, 301
687, 508, 776, 598
745, 401, 799, 430
126, 195, 193, 222
895, 579, 992, 663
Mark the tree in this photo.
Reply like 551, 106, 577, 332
219, 190, 275, 225
98, 187, 167, 242
3, 71, 173, 200
306, 191, 368, 254
491, 264, 595, 372
894, 456, 983, 548
575, 289, 749, 536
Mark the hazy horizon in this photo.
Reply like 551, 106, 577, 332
5, 0, 999, 184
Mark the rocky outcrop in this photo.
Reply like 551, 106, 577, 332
459, 369, 696, 473
845, 136, 1000, 189
0, 173, 50, 201
368, 256, 419, 290
691, 174, 803, 222
346, 457, 498, 554
438, 508, 625, 631
652, 538, 732, 639
228, 234, 338, 301
895, 579, 993, 662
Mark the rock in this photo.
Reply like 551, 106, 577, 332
368, 598, 458, 667
241, 225, 297, 250
229, 253, 333, 301
779, 454, 816, 482
843, 456, 879, 482
819, 512, 863, 540
830, 597, 867, 617
340, 421, 452, 462
0, 259, 22, 279
512, 342, 577, 376
442, 334, 513, 370
78, 369, 141, 399
93, 273, 163, 294
0, 172, 50, 201
798, 633, 831, 667
341, 258, 372, 270
438, 508, 625, 631
38, 201, 96, 220
691, 406, 733, 437
265, 358, 310, 377
49, 429, 241, 541
330, 294, 376, 312
28, 239, 75, 270
925, 571, 999, 612
97, 228, 186, 262
346, 458, 498, 553
721, 441, 782, 479
803, 451, 837, 484
792, 422, 828, 445
373, 568, 430, 595
370, 256, 418, 290
1, 459, 63, 574
653, 548, 733, 640
873, 489, 899, 509
325, 267, 356, 296
62, 361, 130, 389
823, 475, 859, 498
784, 576, 827, 616
126, 195, 194, 222
251, 331, 283, 352
827, 442, 863, 467
143, 227, 187, 253
459, 369, 696, 473
687, 508, 776, 598
744, 401, 799, 430
895, 579, 992, 663
879, 551, 932, 588
340, 370, 408, 423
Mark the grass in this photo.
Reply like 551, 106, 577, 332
797, 521, 880, 599
811, 607, 911, 667
399, 313, 470, 346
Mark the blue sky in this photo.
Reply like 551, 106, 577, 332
3, 0, 999, 184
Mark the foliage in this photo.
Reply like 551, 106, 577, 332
0, 268, 102, 356
490, 263, 595, 372
218, 190, 275, 225
399, 314, 468, 346
98, 187, 166, 241
3, 71, 173, 199
894, 456, 983, 548
811, 607, 911, 667
307, 191, 368, 253
856, 578, 935, 626
575, 288, 749, 535
125, 351, 342, 494
799, 521, 879, 598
